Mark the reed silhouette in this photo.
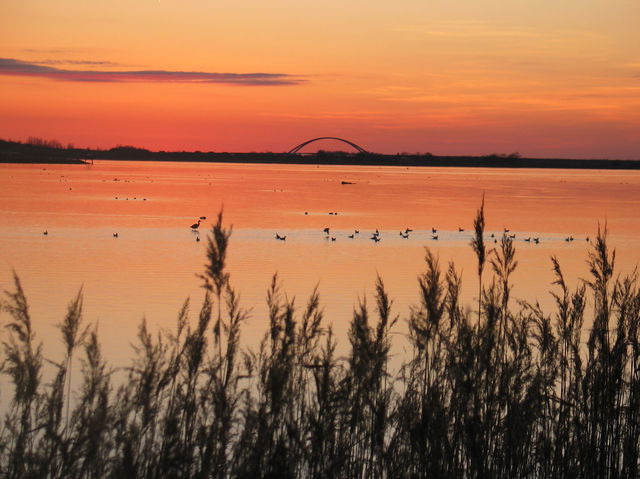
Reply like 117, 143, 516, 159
1, 209, 640, 478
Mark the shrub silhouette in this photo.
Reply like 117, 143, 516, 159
1, 211, 639, 478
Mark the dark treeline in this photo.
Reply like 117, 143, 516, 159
2, 138, 640, 169
2, 208, 640, 478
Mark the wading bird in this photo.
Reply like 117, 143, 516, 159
190, 219, 201, 230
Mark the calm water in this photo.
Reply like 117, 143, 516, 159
1, 160, 640, 365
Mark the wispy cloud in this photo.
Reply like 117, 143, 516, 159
36, 59, 123, 67
0, 58, 303, 86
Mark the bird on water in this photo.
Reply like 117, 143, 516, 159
190, 219, 202, 230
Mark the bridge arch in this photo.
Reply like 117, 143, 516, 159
288, 137, 368, 154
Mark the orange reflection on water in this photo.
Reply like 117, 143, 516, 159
1, 161, 640, 364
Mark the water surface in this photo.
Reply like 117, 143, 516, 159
1, 161, 639, 365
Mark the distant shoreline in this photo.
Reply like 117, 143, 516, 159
2, 139, 639, 170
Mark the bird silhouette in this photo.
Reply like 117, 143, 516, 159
43, 230, 48, 235
323, 227, 330, 235
459, 227, 464, 232
275, 233, 286, 241
432, 235, 438, 240
348, 234, 355, 239
190, 219, 202, 230
432, 227, 437, 234
113, 233, 118, 238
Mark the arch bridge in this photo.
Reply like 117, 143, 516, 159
288, 137, 368, 154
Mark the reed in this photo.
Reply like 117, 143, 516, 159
2, 209, 640, 478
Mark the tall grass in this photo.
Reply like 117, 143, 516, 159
1, 210, 640, 478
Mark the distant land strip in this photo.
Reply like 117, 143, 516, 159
1, 139, 639, 170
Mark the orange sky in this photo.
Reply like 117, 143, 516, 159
1, 0, 639, 158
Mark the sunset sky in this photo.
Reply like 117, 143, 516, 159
2, 0, 639, 158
